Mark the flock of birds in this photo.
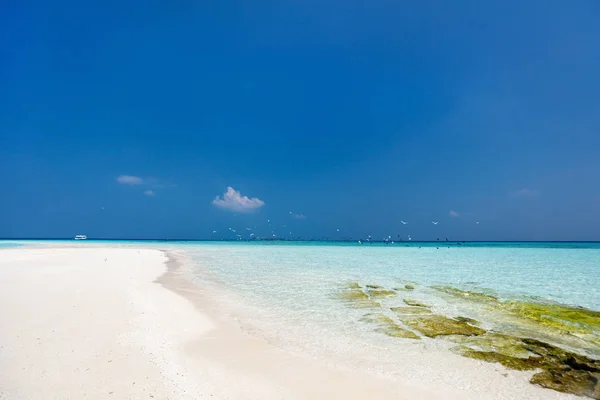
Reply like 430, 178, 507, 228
210, 213, 481, 243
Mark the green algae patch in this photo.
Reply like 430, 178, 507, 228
393, 284, 416, 291
453, 334, 600, 398
360, 313, 389, 324
433, 286, 600, 348
361, 313, 420, 340
433, 286, 498, 302
531, 368, 600, 399
367, 289, 397, 298
500, 300, 600, 335
338, 289, 368, 301
403, 299, 431, 308
391, 306, 433, 315
455, 316, 480, 325
434, 286, 600, 333
366, 284, 383, 289
458, 348, 543, 371
337, 289, 381, 309
376, 325, 421, 339
399, 315, 486, 338
449, 333, 535, 359
509, 338, 600, 398
344, 282, 362, 289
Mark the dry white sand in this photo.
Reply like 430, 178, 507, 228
0, 246, 577, 399
0, 247, 215, 399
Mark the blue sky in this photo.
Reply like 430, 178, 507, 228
1, 0, 600, 240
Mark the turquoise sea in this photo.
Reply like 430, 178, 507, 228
176, 241, 600, 309
3, 240, 600, 312
169, 241, 600, 357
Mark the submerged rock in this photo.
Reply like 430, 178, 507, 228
344, 282, 362, 289
337, 289, 381, 309
525, 339, 600, 398
391, 306, 433, 315
455, 316, 480, 325
366, 284, 384, 289
434, 286, 600, 335
433, 285, 600, 353
361, 313, 420, 340
454, 334, 600, 398
433, 286, 498, 302
501, 300, 600, 335
405, 284, 415, 290
367, 289, 397, 298
531, 368, 600, 399
403, 299, 431, 308
458, 348, 543, 371
450, 333, 535, 358
338, 288, 368, 301
399, 315, 486, 338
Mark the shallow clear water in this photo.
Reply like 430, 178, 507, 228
154, 242, 595, 358
179, 242, 600, 310
0, 241, 22, 249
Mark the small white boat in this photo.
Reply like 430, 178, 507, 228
74, 235, 87, 240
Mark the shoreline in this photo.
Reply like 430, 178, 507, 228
156, 248, 581, 400
0, 245, 583, 399
156, 250, 442, 399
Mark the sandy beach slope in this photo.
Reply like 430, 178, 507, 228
0, 248, 213, 399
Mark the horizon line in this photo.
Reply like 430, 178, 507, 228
1, 238, 600, 244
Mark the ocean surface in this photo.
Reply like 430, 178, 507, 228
4, 240, 600, 312
176, 241, 600, 309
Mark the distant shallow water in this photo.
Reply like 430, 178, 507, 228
177, 242, 600, 310
0, 241, 22, 249
4, 239, 600, 249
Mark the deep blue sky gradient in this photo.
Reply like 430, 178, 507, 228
2, 0, 600, 240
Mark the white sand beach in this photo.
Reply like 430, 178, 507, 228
0, 246, 578, 399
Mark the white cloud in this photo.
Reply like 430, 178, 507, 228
212, 187, 265, 212
117, 175, 144, 185
144, 190, 155, 196
292, 213, 307, 220
449, 210, 460, 217
512, 188, 540, 197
